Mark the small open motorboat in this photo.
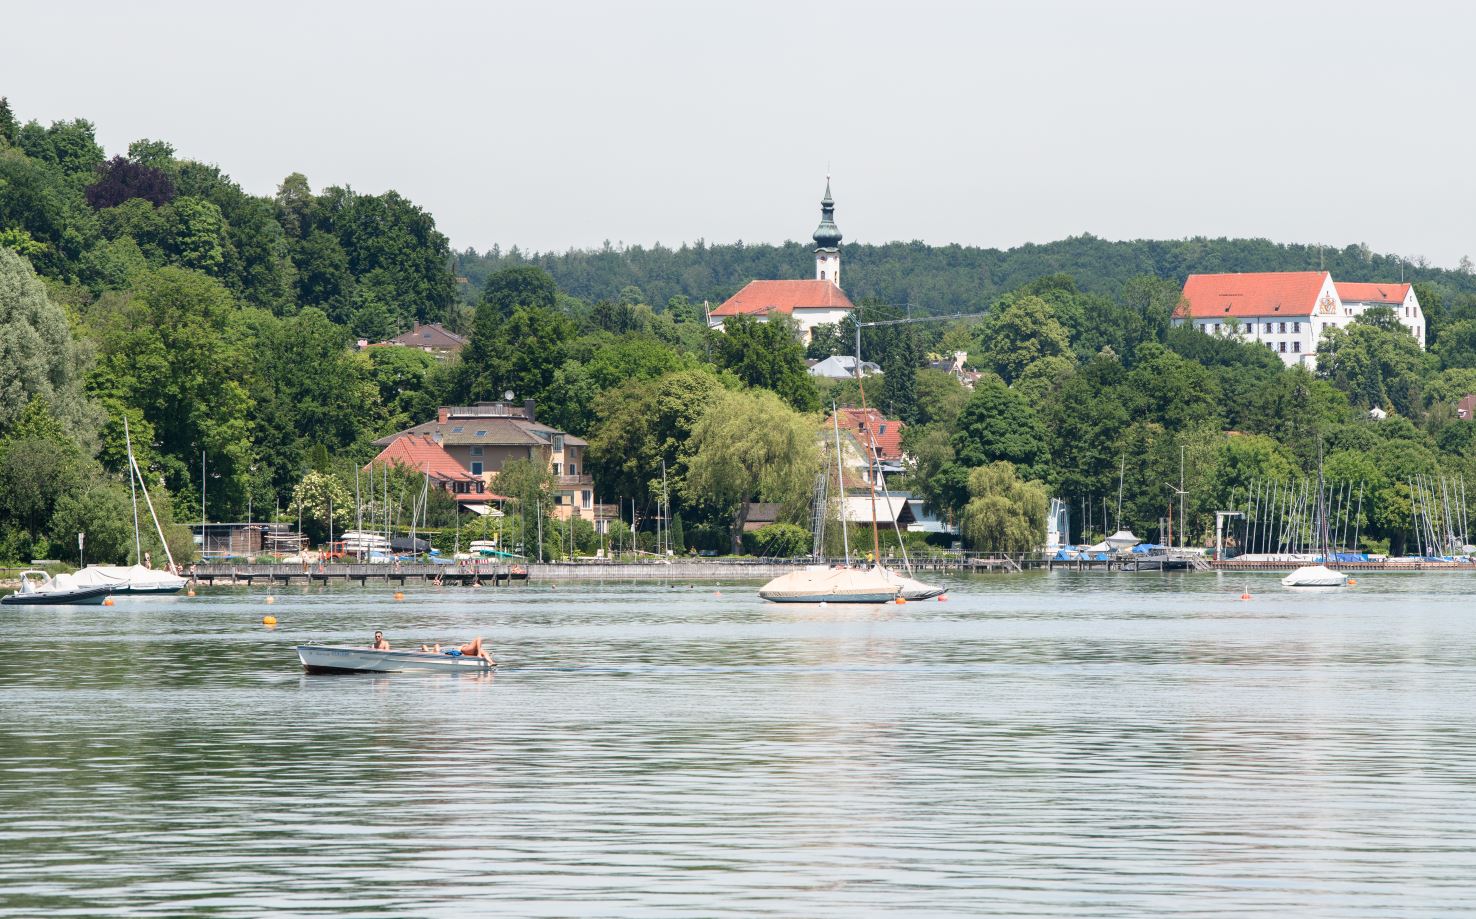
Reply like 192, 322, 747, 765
1, 570, 114, 606
296, 644, 495, 674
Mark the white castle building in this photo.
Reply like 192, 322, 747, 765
1174, 271, 1424, 368
707, 179, 855, 344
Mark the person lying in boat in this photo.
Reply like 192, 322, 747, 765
372, 631, 391, 651
451, 637, 494, 665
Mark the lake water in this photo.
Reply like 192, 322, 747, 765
1, 571, 1474, 917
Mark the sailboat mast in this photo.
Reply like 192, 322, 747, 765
130, 451, 176, 573
851, 331, 883, 565
1116, 456, 1125, 531
832, 403, 850, 565
123, 416, 142, 564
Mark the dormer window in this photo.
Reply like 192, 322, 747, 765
475, 430, 486, 437
451, 426, 464, 434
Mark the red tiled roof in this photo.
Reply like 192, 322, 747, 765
709, 280, 855, 317
833, 408, 905, 462
366, 435, 478, 483
1335, 282, 1411, 305
1178, 271, 1330, 319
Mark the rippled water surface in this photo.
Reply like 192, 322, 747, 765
2, 571, 1475, 916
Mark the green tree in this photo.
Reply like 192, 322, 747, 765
287, 470, 352, 544
714, 313, 818, 411
0, 248, 98, 438
587, 368, 731, 511
683, 388, 820, 553
482, 265, 557, 315
977, 295, 1071, 384
49, 482, 134, 565
1318, 319, 1431, 417
88, 268, 255, 518
959, 461, 1048, 553
951, 378, 1049, 480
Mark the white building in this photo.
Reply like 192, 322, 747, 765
1174, 271, 1424, 368
707, 179, 855, 344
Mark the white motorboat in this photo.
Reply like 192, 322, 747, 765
71, 564, 186, 595
296, 644, 494, 674
2, 570, 113, 606
758, 565, 901, 603
1281, 564, 1348, 588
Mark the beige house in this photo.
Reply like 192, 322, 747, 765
372, 401, 595, 520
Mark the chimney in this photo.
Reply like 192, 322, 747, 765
523, 399, 536, 421
437, 407, 449, 424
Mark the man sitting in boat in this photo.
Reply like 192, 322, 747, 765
372, 631, 391, 650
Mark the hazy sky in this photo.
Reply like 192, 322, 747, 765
5, 0, 1473, 267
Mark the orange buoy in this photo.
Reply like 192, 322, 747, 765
186, 588, 196, 597
1347, 578, 1357, 586
894, 597, 907, 604
103, 597, 115, 607
1240, 593, 1252, 601
937, 595, 947, 602
262, 615, 277, 625
394, 591, 405, 601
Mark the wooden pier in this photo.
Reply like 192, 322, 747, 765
190, 563, 528, 586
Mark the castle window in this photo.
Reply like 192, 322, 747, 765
1279, 342, 1286, 353
1293, 341, 1301, 352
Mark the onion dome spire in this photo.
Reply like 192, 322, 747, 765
812, 176, 842, 250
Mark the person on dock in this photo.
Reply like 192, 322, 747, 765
372, 631, 391, 651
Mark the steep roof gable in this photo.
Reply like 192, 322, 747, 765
367, 435, 478, 483
1178, 271, 1331, 319
710, 279, 855, 317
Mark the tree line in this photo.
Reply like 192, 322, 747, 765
5, 95, 1476, 565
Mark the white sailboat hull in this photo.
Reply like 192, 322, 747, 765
296, 645, 493, 673
877, 566, 946, 600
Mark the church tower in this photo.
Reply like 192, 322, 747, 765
812, 177, 842, 287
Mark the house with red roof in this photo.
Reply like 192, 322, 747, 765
832, 407, 907, 481
707, 179, 855, 344
1174, 271, 1424, 368
365, 434, 501, 513
370, 401, 599, 521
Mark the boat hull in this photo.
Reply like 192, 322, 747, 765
761, 591, 901, 603
1, 585, 113, 606
296, 645, 493, 673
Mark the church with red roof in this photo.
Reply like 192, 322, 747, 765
707, 179, 855, 344
1174, 271, 1424, 368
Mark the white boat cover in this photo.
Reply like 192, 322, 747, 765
875, 566, 946, 600
759, 566, 901, 602
72, 565, 187, 591
1105, 529, 1141, 550
1282, 565, 1348, 588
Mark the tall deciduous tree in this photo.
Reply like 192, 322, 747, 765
977, 295, 1071, 384
683, 388, 820, 554
960, 461, 1048, 553
0, 248, 97, 438
713, 314, 818, 412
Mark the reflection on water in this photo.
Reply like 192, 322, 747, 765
2, 571, 1475, 916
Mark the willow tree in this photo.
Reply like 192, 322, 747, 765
0, 248, 97, 440
960, 461, 1048, 554
683, 388, 820, 555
